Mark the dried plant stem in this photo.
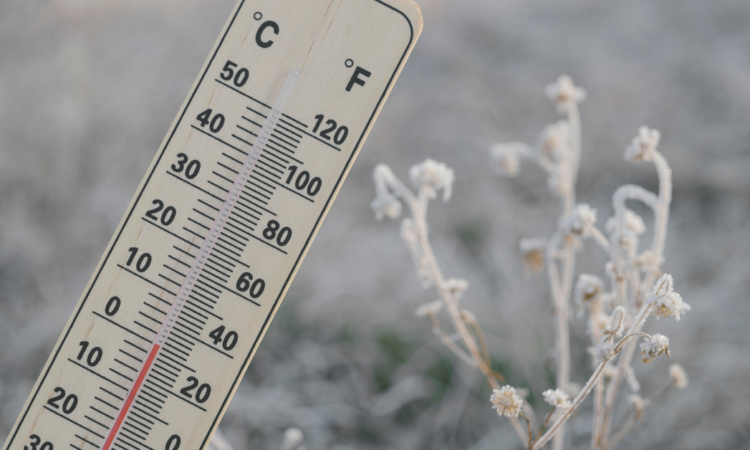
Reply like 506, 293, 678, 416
371, 165, 531, 446
533, 362, 607, 450
552, 245, 574, 450
599, 154, 672, 448
419, 216, 494, 383
650, 153, 672, 264
409, 186, 531, 445
599, 341, 635, 448
599, 305, 655, 448
589, 301, 605, 449
419, 224, 530, 445
532, 302, 650, 450
551, 101, 581, 450
539, 406, 558, 437
589, 227, 611, 255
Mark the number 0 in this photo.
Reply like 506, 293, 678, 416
105, 296, 121, 316
166, 435, 181, 450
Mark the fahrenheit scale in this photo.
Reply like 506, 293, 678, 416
3, 2, 422, 450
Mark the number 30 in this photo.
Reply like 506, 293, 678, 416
24, 434, 53, 450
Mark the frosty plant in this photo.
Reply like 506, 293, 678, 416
371, 75, 690, 450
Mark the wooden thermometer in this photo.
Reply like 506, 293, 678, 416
3, 1, 421, 450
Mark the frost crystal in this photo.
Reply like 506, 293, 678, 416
625, 127, 660, 163
596, 342, 616, 363
560, 204, 597, 237
537, 121, 569, 160
490, 143, 525, 177
542, 389, 571, 409
669, 363, 689, 388
545, 75, 586, 113
409, 159, 455, 200
640, 333, 670, 364
490, 386, 524, 418
520, 238, 546, 273
646, 274, 691, 321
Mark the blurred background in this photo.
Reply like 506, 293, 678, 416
1, 0, 749, 448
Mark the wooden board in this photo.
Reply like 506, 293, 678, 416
2, 2, 422, 450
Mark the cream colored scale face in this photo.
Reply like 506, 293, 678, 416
3, 2, 422, 450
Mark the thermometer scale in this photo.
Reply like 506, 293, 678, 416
3, 2, 421, 450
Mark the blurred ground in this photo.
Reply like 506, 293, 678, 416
1, 0, 750, 449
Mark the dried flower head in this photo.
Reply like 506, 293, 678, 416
520, 238, 546, 273
640, 333, 670, 364
605, 210, 646, 237
606, 209, 647, 255
647, 274, 691, 321
490, 386, 524, 418
371, 192, 401, 221
669, 363, 689, 388
560, 204, 597, 237
445, 278, 469, 300
542, 389, 571, 409
590, 312, 611, 339
537, 121, 569, 160
604, 306, 626, 337
409, 159, 454, 200
490, 143, 526, 177
415, 300, 443, 318
635, 250, 658, 270
629, 394, 645, 421
545, 75, 586, 113
596, 342, 616, 364
625, 126, 661, 163
574, 274, 604, 313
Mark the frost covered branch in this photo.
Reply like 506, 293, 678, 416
372, 75, 691, 449
370, 159, 530, 445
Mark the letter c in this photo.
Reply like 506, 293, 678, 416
256, 21, 279, 48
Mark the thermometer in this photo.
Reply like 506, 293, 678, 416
3, 2, 421, 450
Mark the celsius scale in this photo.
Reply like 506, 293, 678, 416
3, 1, 422, 450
